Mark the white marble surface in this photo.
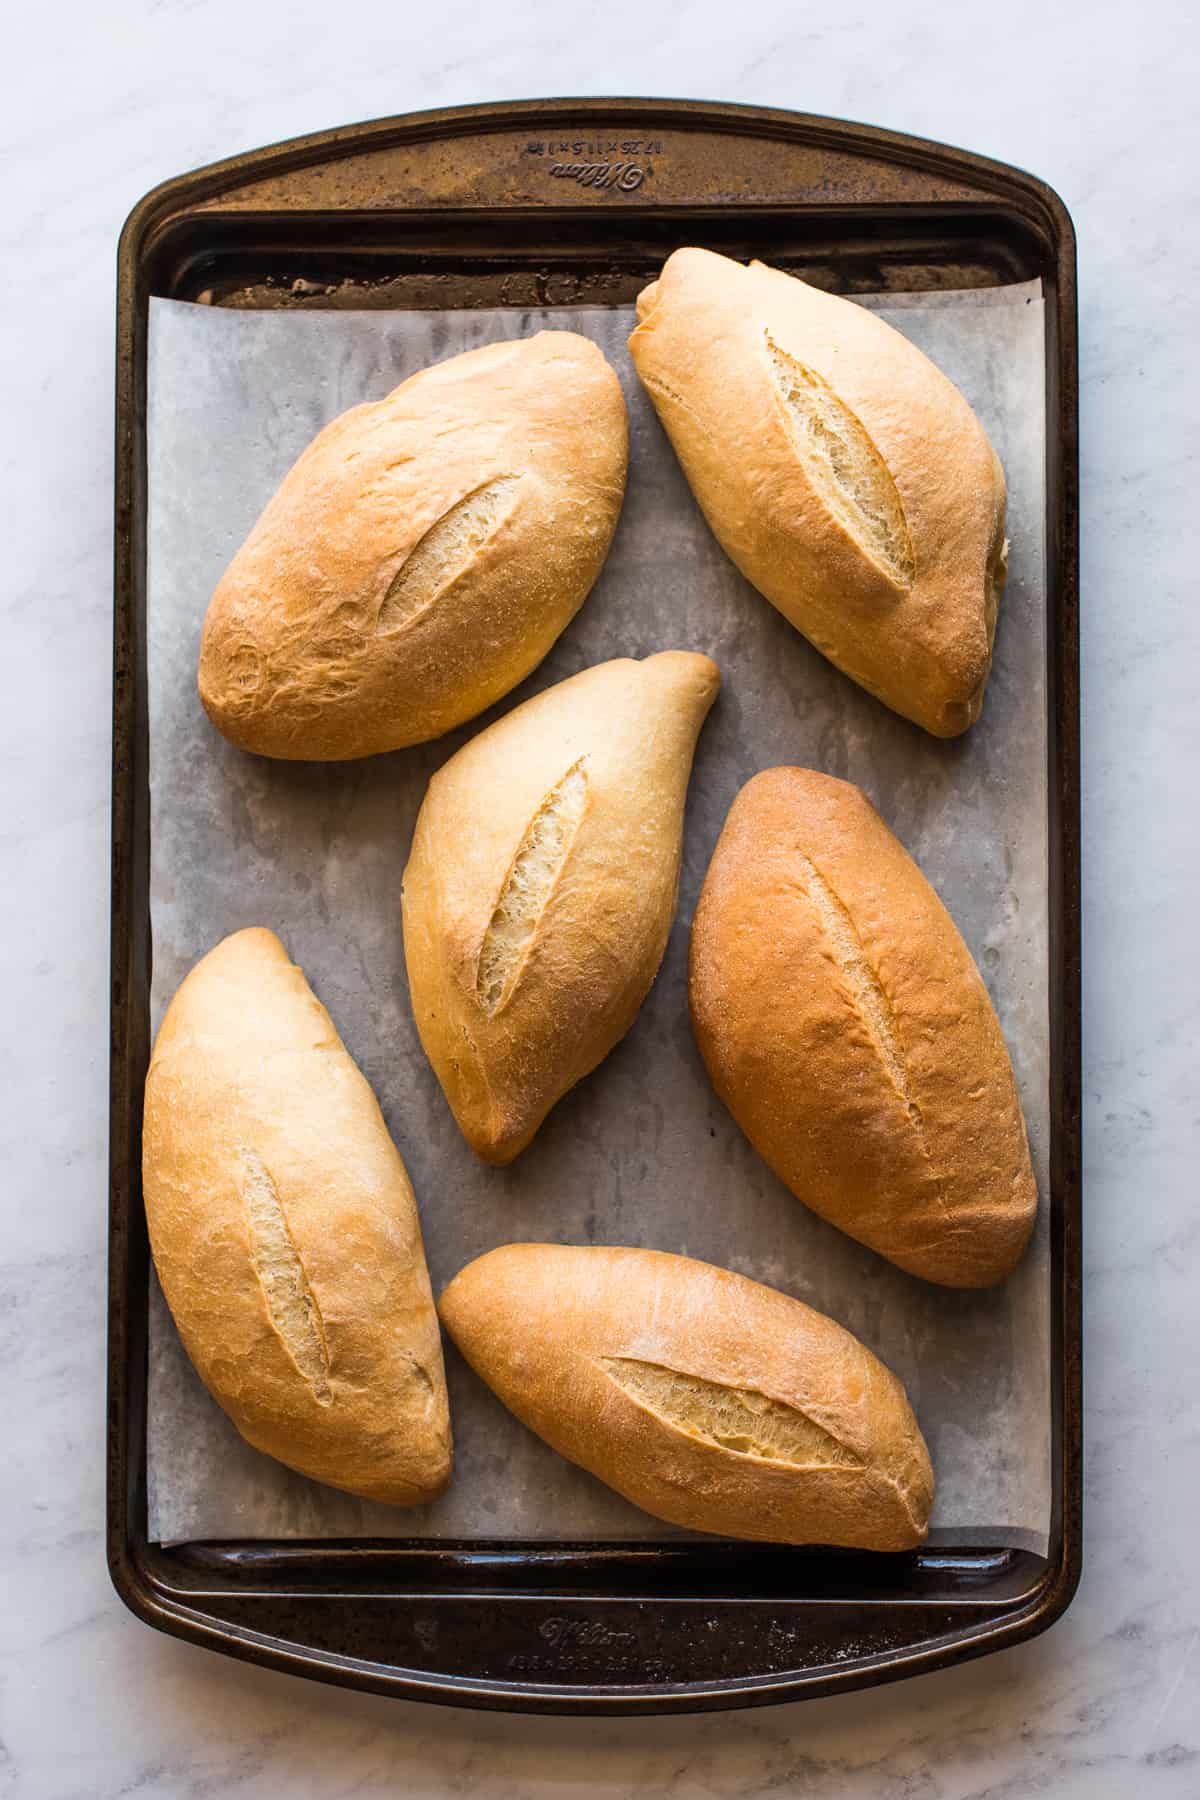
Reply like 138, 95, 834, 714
1, 1, 1196, 1794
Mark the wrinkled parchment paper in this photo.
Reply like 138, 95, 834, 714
146, 283, 1049, 1552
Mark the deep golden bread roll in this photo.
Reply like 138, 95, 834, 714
689, 769, 1037, 1287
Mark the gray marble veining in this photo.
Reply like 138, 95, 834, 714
2, 1, 1198, 1794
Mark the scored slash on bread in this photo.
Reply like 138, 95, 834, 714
376, 476, 521, 635
763, 336, 917, 591
474, 757, 589, 1017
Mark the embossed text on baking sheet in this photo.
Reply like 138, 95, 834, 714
243, 1152, 332, 1404
476, 759, 589, 1015
600, 1358, 863, 1467
766, 337, 915, 588
378, 476, 518, 633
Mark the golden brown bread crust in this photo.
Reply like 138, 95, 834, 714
402, 652, 720, 1164
689, 769, 1037, 1287
198, 332, 628, 760
142, 928, 451, 1502
439, 1244, 933, 1550
628, 248, 1008, 737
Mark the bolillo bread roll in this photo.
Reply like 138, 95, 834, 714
628, 248, 1008, 737
439, 1244, 934, 1551
690, 769, 1037, 1287
402, 652, 719, 1164
142, 928, 451, 1503
199, 332, 628, 760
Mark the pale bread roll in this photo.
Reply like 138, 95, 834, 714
142, 928, 451, 1503
689, 769, 1037, 1287
402, 652, 719, 1164
629, 248, 1007, 736
439, 1244, 934, 1551
199, 332, 628, 759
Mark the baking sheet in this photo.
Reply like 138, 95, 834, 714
146, 283, 1050, 1553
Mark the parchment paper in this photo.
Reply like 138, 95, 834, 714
146, 283, 1050, 1552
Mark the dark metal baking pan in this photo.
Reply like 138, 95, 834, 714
110, 97, 1080, 1714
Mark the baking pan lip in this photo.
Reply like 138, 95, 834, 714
110, 95, 1080, 1711
116, 94, 1077, 256
104, 1536, 1080, 1715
